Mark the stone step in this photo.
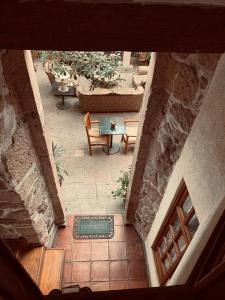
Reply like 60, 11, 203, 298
17, 246, 44, 284
38, 248, 64, 295
17, 245, 64, 295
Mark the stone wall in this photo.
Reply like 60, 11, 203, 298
126, 52, 221, 239
0, 50, 55, 245
145, 53, 225, 286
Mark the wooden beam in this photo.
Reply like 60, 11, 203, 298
0, 1, 225, 51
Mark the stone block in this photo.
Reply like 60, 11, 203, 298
0, 190, 21, 202
0, 207, 30, 219
169, 103, 195, 133
198, 53, 221, 72
5, 125, 36, 183
173, 63, 198, 104
0, 218, 32, 226
0, 224, 18, 238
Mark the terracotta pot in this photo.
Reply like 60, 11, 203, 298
137, 52, 147, 62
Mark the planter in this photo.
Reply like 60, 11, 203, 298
137, 52, 148, 62
77, 86, 144, 113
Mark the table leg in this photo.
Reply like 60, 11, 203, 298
56, 95, 71, 110
102, 134, 120, 155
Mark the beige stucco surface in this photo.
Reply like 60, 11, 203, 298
145, 53, 225, 286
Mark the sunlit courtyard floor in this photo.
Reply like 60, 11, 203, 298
35, 62, 140, 215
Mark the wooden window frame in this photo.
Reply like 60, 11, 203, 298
152, 181, 199, 285
188, 209, 225, 288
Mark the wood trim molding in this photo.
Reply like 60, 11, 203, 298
152, 181, 199, 285
187, 209, 225, 286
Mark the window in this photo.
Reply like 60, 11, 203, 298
152, 182, 199, 285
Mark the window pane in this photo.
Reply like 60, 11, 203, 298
182, 195, 192, 215
178, 235, 186, 252
170, 247, 177, 264
166, 229, 173, 245
187, 214, 199, 237
160, 240, 167, 255
172, 216, 180, 234
163, 257, 170, 272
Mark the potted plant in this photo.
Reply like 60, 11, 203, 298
39, 51, 124, 90
52, 142, 68, 186
112, 167, 131, 203
137, 52, 151, 64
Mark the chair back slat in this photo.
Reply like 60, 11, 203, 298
84, 112, 91, 130
46, 72, 55, 85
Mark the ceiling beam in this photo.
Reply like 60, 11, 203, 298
0, 1, 225, 51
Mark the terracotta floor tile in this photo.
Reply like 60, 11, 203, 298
124, 226, 139, 242
72, 262, 91, 282
126, 242, 144, 260
111, 226, 125, 241
72, 242, 91, 261
110, 261, 128, 280
66, 215, 74, 227
63, 262, 72, 282
127, 260, 147, 280
54, 227, 73, 246
114, 214, 124, 225
73, 239, 91, 243
128, 280, 149, 289
91, 282, 110, 291
91, 261, 109, 282
110, 281, 128, 290
92, 238, 109, 243
57, 243, 72, 262
109, 242, 126, 260
92, 242, 109, 260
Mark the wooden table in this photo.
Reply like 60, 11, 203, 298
52, 82, 76, 110
99, 116, 125, 155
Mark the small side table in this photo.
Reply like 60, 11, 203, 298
99, 117, 125, 155
52, 82, 76, 110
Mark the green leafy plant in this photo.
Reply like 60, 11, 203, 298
112, 167, 131, 202
39, 51, 124, 90
52, 142, 68, 186
146, 52, 151, 63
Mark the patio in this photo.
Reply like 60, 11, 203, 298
35, 60, 140, 215
54, 214, 149, 291
34, 59, 149, 292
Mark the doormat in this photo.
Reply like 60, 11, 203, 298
73, 215, 114, 239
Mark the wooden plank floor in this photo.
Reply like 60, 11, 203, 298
18, 246, 44, 283
39, 249, 64, 295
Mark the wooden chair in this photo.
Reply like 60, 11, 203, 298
121, 120, 139, 154
84, 112, 110, 156
45, 71, 55, 85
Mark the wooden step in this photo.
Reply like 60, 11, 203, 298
38, 248, 64, 295
17, 246, 44, 283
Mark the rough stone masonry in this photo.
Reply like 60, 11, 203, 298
127, 52, 221, 239
0, 50, 55, 245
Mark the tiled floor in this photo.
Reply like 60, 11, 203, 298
35, 61, 139, 215
53, 214, 149, 291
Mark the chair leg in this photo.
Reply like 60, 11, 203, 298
107, 137, 110, 155
88, 144, 92, 156
124, 137, 128, 154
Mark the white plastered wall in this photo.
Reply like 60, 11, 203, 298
144, 53, 225, 286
